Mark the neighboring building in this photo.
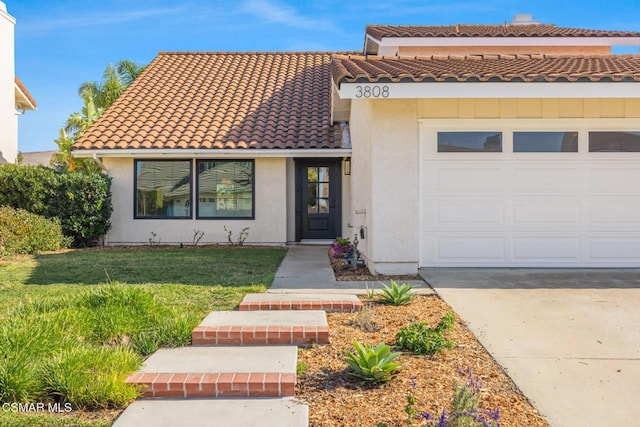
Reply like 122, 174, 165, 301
0, 1, 36, 164
73, 15, 640, 273
19, 150, 56, 166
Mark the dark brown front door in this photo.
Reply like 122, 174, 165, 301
296, 159, 341, 240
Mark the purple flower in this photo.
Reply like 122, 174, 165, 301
410, 375, 417, 388
421, 412, 431, 421
438, 409, 447, 427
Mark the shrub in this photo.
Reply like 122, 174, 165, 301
0, 206, 71, 257
0, 164, 54, 215
349, 303, 382, 332
49, 171, 112, 246
395, 313, 455, 356
343, 339, 402, 383
329, 236, 352, 258
0, 164, 112, 247
379, 280, 416, 306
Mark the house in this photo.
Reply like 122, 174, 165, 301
0, 1, 36, 164
73, 15, 640, 273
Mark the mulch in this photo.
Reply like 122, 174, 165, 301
296, 296, 549, 427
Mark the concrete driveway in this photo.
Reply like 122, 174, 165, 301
419, 269, 640, 427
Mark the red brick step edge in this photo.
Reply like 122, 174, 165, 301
191, 325, 329, 345
239, 300, 363, 312
125, 372, 295, 398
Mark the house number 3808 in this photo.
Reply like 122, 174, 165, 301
354, 85, 389, 98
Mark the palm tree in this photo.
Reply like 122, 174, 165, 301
53, 59, 145, 172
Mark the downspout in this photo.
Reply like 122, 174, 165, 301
92, 153, 107, 172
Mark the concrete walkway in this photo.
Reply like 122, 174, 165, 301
421, 268, 640, 427
269, 245, 432, 294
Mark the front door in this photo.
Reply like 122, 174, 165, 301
296, 159, 342, 240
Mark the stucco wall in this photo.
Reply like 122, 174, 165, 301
351, 97, 640, 274
103, 157, 288, 245
0, 3, 16, 164
368, 100, 420, 274
346, 100, 374, 262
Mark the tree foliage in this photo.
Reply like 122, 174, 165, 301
53, 60, 145, 172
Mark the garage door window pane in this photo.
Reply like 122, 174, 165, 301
438, 132, 502, 152
589, 132, 640, 152
514, 132, 578, 152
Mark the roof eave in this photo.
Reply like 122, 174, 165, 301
71, 148, 352, 158
336, 81, 640, 99
377, 36, 640, 47
14, 77, 37, 110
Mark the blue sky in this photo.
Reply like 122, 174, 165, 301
9, 0, 640, 153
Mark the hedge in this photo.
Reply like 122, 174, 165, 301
0, 206, 71, 256
0, 165, 112, 247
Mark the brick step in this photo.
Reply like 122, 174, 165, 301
192, 310, 329, 346
240, 293, 362, 312
125, 346, 297, 399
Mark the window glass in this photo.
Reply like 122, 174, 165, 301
438, 132, 502, 152
589, 132, 640, 152
307, 167, 330, 214
135, 160, 192, 218
514, 131, 578, 152
197, 160, 254, 218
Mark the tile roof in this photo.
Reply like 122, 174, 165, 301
74, 52, 343, 151
366, 24, 640, 39
331, 54, 640, 84
15, 76, 37, 109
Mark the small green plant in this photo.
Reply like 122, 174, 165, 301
379, 280, 415, 306
296, 362, 308, 377
343, 339, 402, 383
395, 313, 455, 356
419, 367, 501, 427
364, 282, 375, 299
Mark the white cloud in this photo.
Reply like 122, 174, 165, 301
240, 0, 337, 31
20, 7, 184, 35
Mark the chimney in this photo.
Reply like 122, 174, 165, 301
511, 14, 541, 26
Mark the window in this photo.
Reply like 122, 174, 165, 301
135, 160, 192, 219
589, 131, 640, 152
514, 131, 578, 152
196, 160, 254, 219
438, 132, 502, 152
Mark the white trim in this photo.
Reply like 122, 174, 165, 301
72, 148, 352, 158
378, 36, 640, 47
338, 82, 640, 99
0, 3, 16, 25
14, 82, 36, 110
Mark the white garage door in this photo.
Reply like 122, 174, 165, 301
420, 120, 640, 267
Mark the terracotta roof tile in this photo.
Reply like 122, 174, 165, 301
74, 52, 344, 151
366, 24, 640, 39
331, 54, 640, 84
15, 76, 37, 109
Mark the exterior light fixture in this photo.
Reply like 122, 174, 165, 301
344, 158, 351, 175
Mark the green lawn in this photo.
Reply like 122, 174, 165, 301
0, 246, 286, 426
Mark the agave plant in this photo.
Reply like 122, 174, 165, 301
379, 280, 415, 306
343, 339, 402, 382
